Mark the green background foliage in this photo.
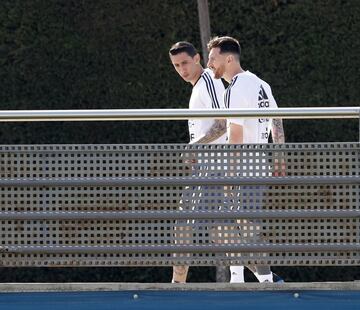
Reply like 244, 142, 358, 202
0, 0, 359, 282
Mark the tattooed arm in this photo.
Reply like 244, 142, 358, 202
190, 119, 227, 144
272, 118, 286, 176
272, 118, 285, 143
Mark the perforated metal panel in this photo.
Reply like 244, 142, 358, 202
0, 143, 359, 267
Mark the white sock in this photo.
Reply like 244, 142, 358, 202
230, 266, 245, 283
255, 272, 273, 283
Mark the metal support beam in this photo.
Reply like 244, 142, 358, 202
2, 243, 360, 254
0, 176, 358, 187
0, 209, 359, 220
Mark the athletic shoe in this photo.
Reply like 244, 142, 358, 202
273, 273, 285, 283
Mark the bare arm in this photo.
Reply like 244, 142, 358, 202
271, 118, 285, 143
190, 119, 226, 144
228, 123, 243, 144
226, 123, 243, 195
272, 118, 286, 176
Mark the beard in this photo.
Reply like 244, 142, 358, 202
212, 66, 224, 79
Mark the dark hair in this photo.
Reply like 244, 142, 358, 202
207, 36, 241, 59
169, 41, 198, 57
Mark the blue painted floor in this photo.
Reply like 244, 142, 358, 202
0, 290, 359, 310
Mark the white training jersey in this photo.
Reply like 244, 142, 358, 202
188, 68, 227, 144
224, 71, 278, 144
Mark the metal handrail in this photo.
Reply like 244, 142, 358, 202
0, 107, 359, 122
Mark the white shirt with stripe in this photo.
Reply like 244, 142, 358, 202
188, 68, 226, 144
224, 71, 278, 144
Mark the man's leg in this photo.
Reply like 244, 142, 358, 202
172, 265, 189, 283
229, 266, 245, 283
172, 223, 191, 283
215, 224, 245, 283
222, 188, 245, 283
247, 265, 273, 282
244, 185, 283, 283
171, 179, 198, 284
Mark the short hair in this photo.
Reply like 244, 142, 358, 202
207, 36, 241, 59
169, 41, 198, 57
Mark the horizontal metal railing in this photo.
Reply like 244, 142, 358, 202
0, 107, 358, 122
0, 176, 358, 186
0, 210, 359, 220
1, 244, 359, 254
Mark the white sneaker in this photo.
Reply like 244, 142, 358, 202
255, 273, 273, 283
230, 266, 245, 283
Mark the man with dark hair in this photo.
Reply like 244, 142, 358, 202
169, 41, 227, 144
207, 36, 285, 283
169, 41, 233, 283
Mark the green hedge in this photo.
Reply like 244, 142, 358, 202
1, 0, 358, 143
0, 0, 200, 143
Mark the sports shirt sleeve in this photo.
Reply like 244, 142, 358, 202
225, 78, 250, 126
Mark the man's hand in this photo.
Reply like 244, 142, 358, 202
273, 156, 286, 177
181, 145, 198, 167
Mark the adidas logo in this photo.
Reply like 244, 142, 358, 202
258, 85, 269, 108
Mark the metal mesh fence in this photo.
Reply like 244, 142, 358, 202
0, 143, 359, 266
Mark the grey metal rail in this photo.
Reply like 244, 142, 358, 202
0, 176, 358, 187
0, 143, 358, 153
0, 210, 359, 220
1, 244, 359, 254
0, 107, 358, 122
